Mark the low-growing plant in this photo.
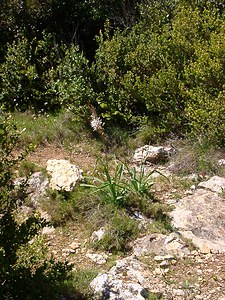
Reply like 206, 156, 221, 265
125, 163, 158, 196
0, 111, 75, 299
82, 159, 128, 207
94, 210, 139, 254
13, 109, 91, 148
18, 160, 41, 177
61, 268, 99, 300
146, 291, 164, 300
82, 158, 162, 208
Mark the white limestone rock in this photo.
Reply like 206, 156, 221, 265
132, 233, 190, 257
46, 159, 83, 191
91, 227, 106, 242
133, 145, 175, 164
170, 189, 225, 253
86, 253, 108, 265
90, 256, 149, 300
198, 175, 225, 193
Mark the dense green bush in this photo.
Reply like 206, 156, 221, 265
1, 0, 225, 146
0, 111, 72, 299
0, 33, 61, 112
49, 44, 94, 120
91, 1, 225, 145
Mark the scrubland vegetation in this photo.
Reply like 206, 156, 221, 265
1, 0, 225, 299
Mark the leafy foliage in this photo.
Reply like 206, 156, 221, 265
49, 44, 93, 119
0, 32, 61, 112
125, 163, 156, 196
94, 210, 139, 253
82, 159, 158, 209
91, 1, 225, 145
1, 0, 225, 147
82, 159, 127, 207
0, 111, 72, 299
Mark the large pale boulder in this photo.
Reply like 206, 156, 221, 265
198, 175, 225, 193
46, 159, 83, 192
132, 233, 190, 257
14, 172, 49, 207
90, 256, 160, 300
133, 145, 175, 164
170, 189, 225, 253
28, 172, 49, 205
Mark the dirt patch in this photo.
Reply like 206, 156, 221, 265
26, 143, 97, 172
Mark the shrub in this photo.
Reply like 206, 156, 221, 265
49, 44, 94, 120
94, 210, 139, 253
82, 159, 128, 207
91, 1, 225, 145
0, 32, 61, 112
0, 111, 73, 299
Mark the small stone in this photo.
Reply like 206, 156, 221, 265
173, 289, 185, 296
166, 241, 184, 251
190, 185, 196, 190
218, 159, 225, 166
153, 268, 162, 275
200, 245, 211, 254
62, 248, 76, 254
86, 253, 108, 265
42, 226, 55, 235
164, 233, 178, 244
164, 268, 170, 273
91, 227, 105, 242
195, 295, 203, 299
159, 260, 170, 268
154, 255, 166, 262
69, 241, 80, 250
205, 253, 212, 260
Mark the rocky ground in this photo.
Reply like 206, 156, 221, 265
25, 143, 225, 299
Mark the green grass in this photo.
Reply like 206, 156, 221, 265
81, 159, 127, 207
170, 139, 224, 177
60, 268, 99, 300
13, 110, 91, 148
93, 209, 140, 254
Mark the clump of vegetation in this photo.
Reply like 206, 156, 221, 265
94, 209, 139, 253
169, 140, 221, 177
1, 1, 225, 148
0, 111, 77, 299
81, 159, 158, 209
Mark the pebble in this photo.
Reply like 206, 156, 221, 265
159, 260, 170, 268
42, 226, 55, 235
195, 295, 203, 299
173, 288, 185, 296
62, 248, 76, 254
86, 253, 108, 265
153, 268, 163, 275
68, 241, 80, 250
154, 255, 174, 262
